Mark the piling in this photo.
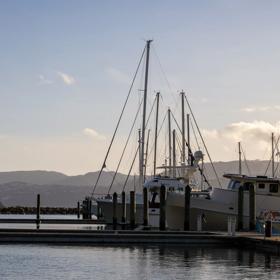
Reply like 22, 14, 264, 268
36, 194, 40, 230
184, 185, 191, 231
143, 187, 148, 226
82, 198, 91, 220
197, 214, 202, 231
159, 185, 166, 231
113, 192, 118, 230
249, 184, 256, 230
88, 199, 92, 220
238, 186, 244, 231
97, 205, 102, 219
265, 220, 272, 237
130, 191, 135, 229
121, 191, 126, 230
77, 201, 80, 219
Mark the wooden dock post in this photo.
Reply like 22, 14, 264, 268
130, 191, 135, 229
238, 186, 244, 231
159, 185, 166, 231
77, 201, 80, 219
265, 220, 272, 237
36, 194, 40, 230
143, 187, 148, 227
121, 191, 126, 230
249, 184, 256, 230
113, 192, 118, 230
88, 199, 92, 220
184, 185, 191, 231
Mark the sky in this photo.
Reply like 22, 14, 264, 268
1, 0, 280, 175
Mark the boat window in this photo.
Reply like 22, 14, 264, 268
269, 184, 279, 193
258, 183, 265, 189
231, 181, 240, 190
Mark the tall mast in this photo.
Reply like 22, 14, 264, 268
238, 142, 242, 175
168, 108, 172, 176
144, 129, 150, 180
187, 113, 191, 165
181, 91, 186, 173
138, 129, 142, 189
172, 129, 176, 178
140, 40, 152, 187
272, 132, 275, 177
153, 92, 160, 176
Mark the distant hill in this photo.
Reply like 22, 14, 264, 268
0, 170, 135, 207
0, 170, 67, 185
0, 160, 274, 207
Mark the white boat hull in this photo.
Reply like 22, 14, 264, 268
166, 188, 280, 231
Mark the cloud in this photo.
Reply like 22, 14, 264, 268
83, 128, 106, 141
38, 74, 53, 85
106, 67, 130, 85
204, 121, 279, 142
57, 71, 76, 85
241, 105, 280, 113
200, 120, 280, 162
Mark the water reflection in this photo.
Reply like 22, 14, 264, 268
0, 244, 280, 280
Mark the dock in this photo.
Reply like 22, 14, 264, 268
0, 228, 280, 256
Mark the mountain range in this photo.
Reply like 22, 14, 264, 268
0, 160, 274, 207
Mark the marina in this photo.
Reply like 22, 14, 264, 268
2, 1, 280, 279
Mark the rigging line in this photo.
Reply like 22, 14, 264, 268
175, 132, 182, 153
122, 97, 157, 192
264, 135, 280, 176
122, 145, 139, 192
184, 95, 222, 188
90, 45, 146, 198
190, 118, 201, 151
274, 143, 280, 176
240, 144, 251, 176
147, 110, 168, 161
107, 97, 144, 194
151, 45, 178, 105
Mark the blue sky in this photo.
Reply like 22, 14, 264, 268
1, 1, 280, 174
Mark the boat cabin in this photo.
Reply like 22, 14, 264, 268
224, 173, 280, 196
144, 176, 185, 192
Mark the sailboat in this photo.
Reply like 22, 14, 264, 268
91, 40, 205, 227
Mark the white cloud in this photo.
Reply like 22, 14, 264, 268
204, 121, 279, 142
106, 67, 130, 85
242, 105, 280, 113
38, 74, 53, 85
83, 128, 106, 141
201, 120, 280, 162
57, 71, 76, 86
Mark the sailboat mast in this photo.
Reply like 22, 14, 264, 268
153, 92, 160, 176
172, 129, 176, 177
181, 91, 186, 173
144, 129, 150, 180
168, 108, 172, 176
138, 129, 142, 189
140, 40, 152, 187
272, 132, 275, 177
187, 113, 191, 165
238, 142, 242, 175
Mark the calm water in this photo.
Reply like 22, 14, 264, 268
0, 245, 279, 280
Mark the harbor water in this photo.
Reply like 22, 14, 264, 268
0, 245, 279, 280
